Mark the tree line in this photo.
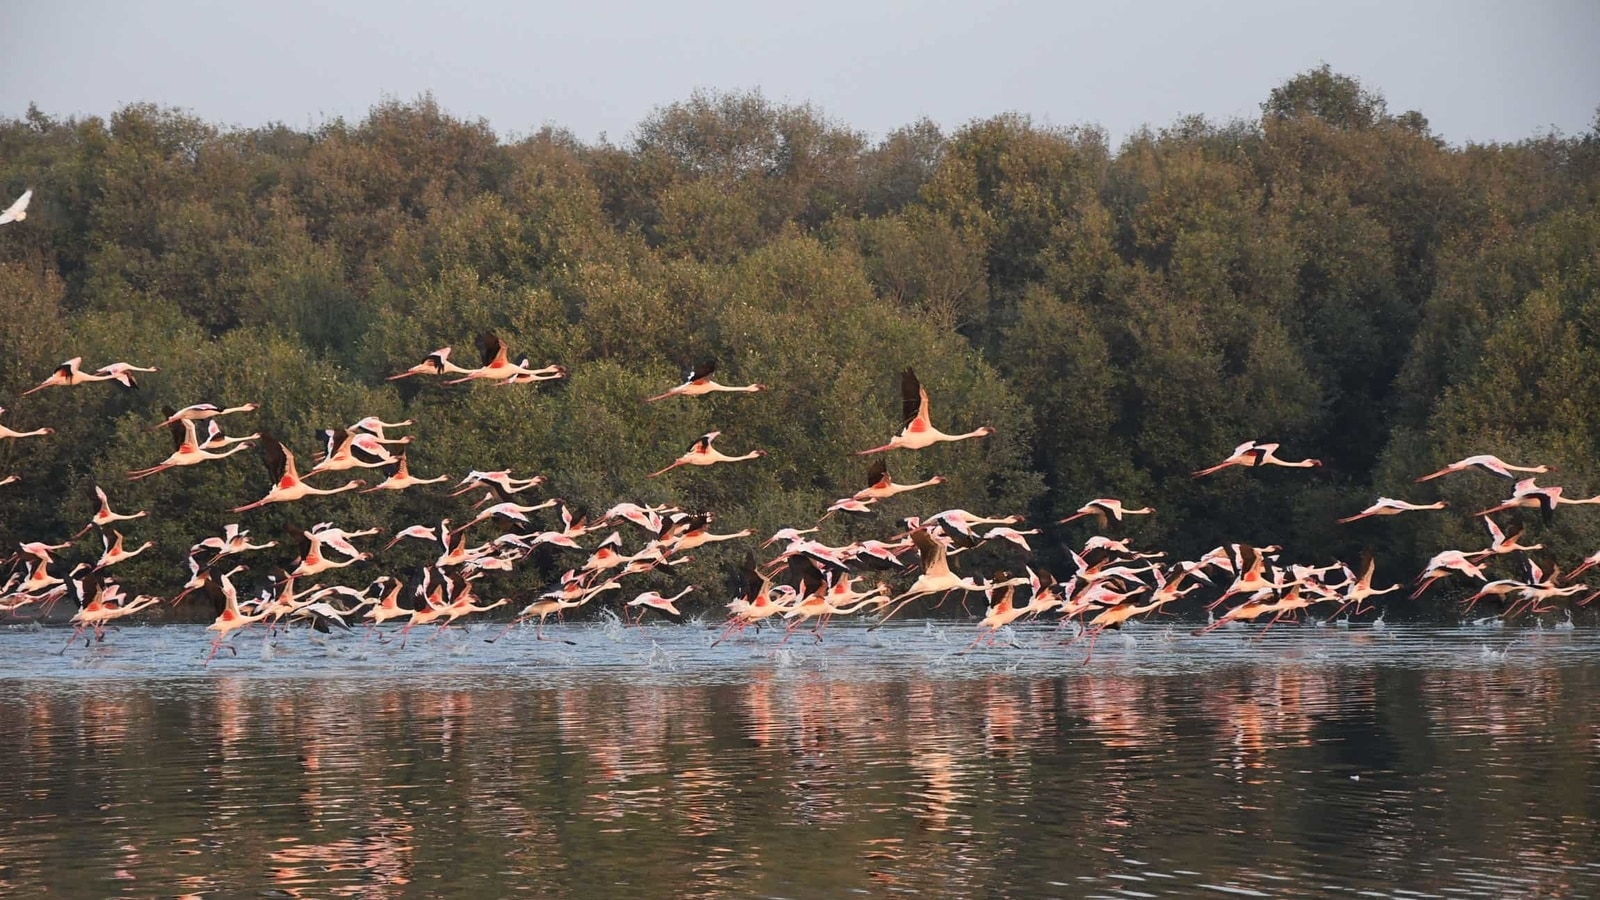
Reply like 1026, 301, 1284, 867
1, 66, 1597, 616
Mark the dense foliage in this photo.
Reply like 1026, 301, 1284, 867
2, 67, 1598, 613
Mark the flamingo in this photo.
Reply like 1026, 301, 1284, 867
672, 524, 752, 553
382, 520, 451, 552
196, 524, 277, 568
782, 576, 887, 640
870, 527, 986, 629
451, 470, 546, 497
92, 362, 158, 389
1058, 498, 1155, 528
23, 358, 144, 396
602, 502, 673, 533
1411, 550, 1487, 599
571, 532, 633, 575
645, 359, 766, 402
1475, 479, 1600, 523
62, 570, 151, 648
435, 575, 509, 627
361, 452, 448, 492
233, 435, 364, 512
499, 357, 568, 384
762, 527, 819, 548
648, 431, 766, 477
288, 526, 370, 578
626, 586, 697, 623
388, 347, 470, 380
349, 416, 414, 444
308, 428, 396, 474
1329, 553, 1402, 617
822, 497, 877, 519
0, 407, 53, 440
72, 486, 147, 538
853, 459, 946, 501
856, 368, 994, 455
1193, 441, 1321, 477
0, 188, 32, 225
967, 576, 1033, 649
1415, 454, 1553, 482
1468, 517, 1543, 561
1337, 497, 1449, 524
93, 529, 154, 571
202, 566, 265, 663
199, 420, 260, 450
451, 498, 560, 536
128, 416, 253, 480
982, 526, 1042, 553
362, 576, 415, 627
445, 332, 560, 384
716, 551, 789, 644
149, 402, 258, 430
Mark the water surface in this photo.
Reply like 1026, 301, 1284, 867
2, 622, 1597, 898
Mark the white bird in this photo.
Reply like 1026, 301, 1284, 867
1337, 497, 1448, 524
0, 189, 32, 226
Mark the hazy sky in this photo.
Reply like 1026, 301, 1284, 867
3, 0, 1596, 146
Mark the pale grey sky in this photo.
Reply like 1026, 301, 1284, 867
3, 0, 1596, 146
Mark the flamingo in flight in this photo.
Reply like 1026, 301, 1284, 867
93, 362, 158, 388
388, 347, 471, 380
451, 470, 545, 498
349, 416, 414, 444
1193, 441, 1321, 478
856, 368, 994, 455
1415, 454, 1553, 482
149, 402, 259, 430
645, 359, 767, 402
0, 407, 53, 441
361, 452, 448, 492
128, 415, 253, 480
233, 435, 364, 512
853, 459, 946, 501
200, 420, 259, 451
0, 188, 32, 225
445, 332, 564, 385
200, 565, 265, 663
1058, 498, 1155, 528
73, 485, 148, 537
648, 431, 766, 477
1474, 479, 1600, 524
308, 428, 396, 475
93, 529, 154, 571
870, 527, 986, 629
627, 586, 697, 623
1337, 497, 1448, 524
499, 356, 568, 384
23, 358, 157, 396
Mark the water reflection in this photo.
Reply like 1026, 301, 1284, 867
1, 638, 1598, 897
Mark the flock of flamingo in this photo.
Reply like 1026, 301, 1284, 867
2, 184, 1596, 664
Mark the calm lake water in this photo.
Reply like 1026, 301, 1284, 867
2, 620, 1598, 898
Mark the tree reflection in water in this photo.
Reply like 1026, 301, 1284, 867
1, 652, 1598, 897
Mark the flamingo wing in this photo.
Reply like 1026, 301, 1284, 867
688, 358, 716, 383
899, 368, 923, 430
0, 189, 32, 225
476, 332, 507, 368
261, 435, 290, 484
865, 458, 889, 489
